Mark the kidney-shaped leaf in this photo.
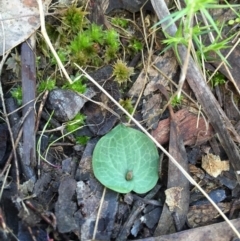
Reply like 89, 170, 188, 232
92, 124, 159, 194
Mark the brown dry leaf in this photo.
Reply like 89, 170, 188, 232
0, 0, 51, 55
128, 50, 177, 97
165, 187, 183, 212
202, 153, 229, 178
189, 164, 205, 182
152, 108, 214, 146
143, 51, 178, 96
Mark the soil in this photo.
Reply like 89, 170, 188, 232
0, 0, 240, 241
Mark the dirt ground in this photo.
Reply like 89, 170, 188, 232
0, 0, 240, 240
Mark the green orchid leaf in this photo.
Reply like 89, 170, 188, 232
92, 124, 160, 194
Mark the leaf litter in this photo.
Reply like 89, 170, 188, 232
202, 153, 230, 178
0, 0, 240, 240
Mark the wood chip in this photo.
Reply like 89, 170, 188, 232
165, 187, 183, 212
187, 202, 231, 228
202, 153, 229, 178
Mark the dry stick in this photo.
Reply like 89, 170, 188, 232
1, 128, 22, 176
25, 201, 57, 230
176, 16, 193, 99
21, 39, 37, 182
75, 63, 240, 239
6, 99, 35, 117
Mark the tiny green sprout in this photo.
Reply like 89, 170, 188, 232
37, 79, 56, 93
113, 60, 134, 84
210, 72, 226, 87
171, 95, 183, 107
66, 113, 86, 133
162, 21, 188, 63
228, 17, 240, 26
88, 23, 104, 45
62, 5, 88, 34
105, 29, 120, 49
129, 39, 143, 53
63, 78, 87, 94
104, 46, 118, 63
11, 86, 22, 106
111, 17, 129, 28
70, 32, 94, 54
76, 136, 90, 145
125, 170, 133, 181
119, 98, 134, 114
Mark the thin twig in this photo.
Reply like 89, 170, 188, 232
35, 90, 49, 132
0, 165, 11, 202
177, 16, 193, 99
92, 186, 106, 240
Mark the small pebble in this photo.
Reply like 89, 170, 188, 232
47, 88, 95, 122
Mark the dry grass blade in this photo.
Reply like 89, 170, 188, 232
36, 0, 72, 84
92, 186, 106, 240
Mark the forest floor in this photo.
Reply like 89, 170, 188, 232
0, 0, 240, 240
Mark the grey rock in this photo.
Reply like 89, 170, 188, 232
47, 88, 95, 122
